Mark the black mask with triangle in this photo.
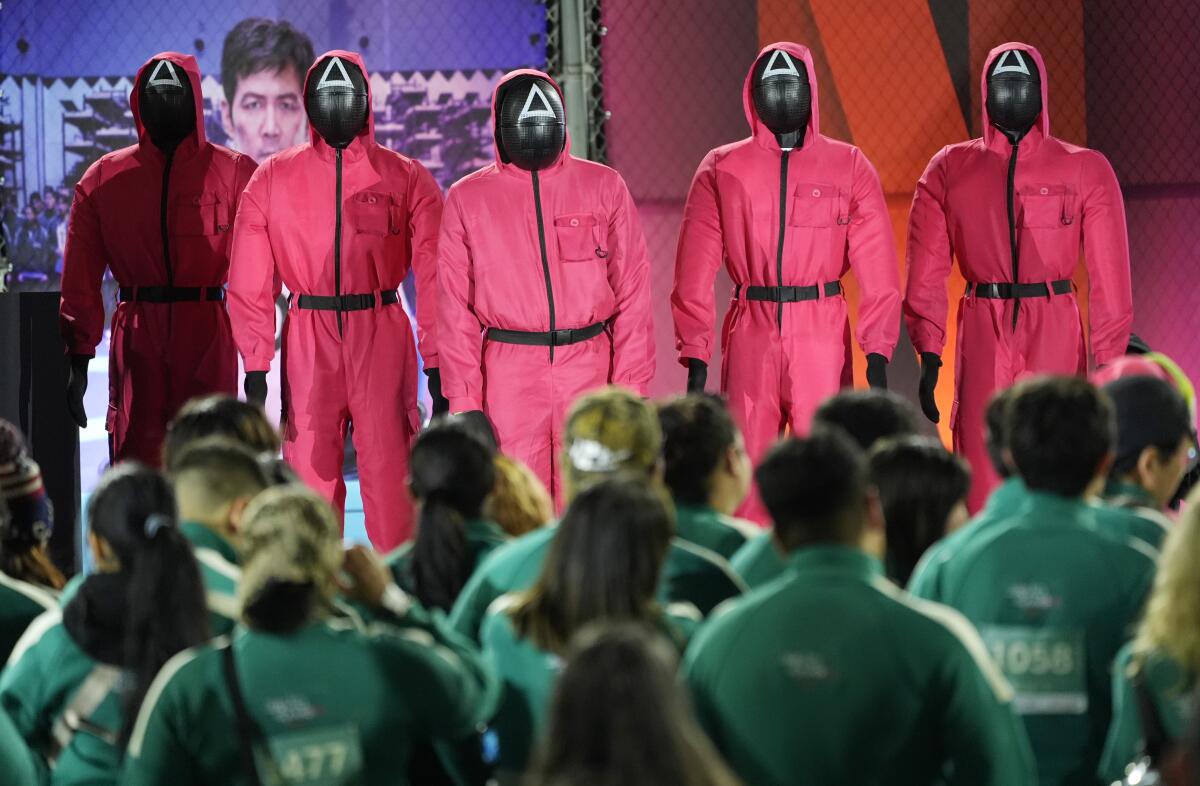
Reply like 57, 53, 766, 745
139, 59, 196, 152
495, 76, 566, 172
752, 49, 811, 147
986, 49, 1042, 143
306, 56, 369, 149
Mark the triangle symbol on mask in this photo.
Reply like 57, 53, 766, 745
762, 50, 801, 79
316, 57, 356, 91
517, 83, 557, 122
147, 60, 184, 88
992, 50, 1031, 77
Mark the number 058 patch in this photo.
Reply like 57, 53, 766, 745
256, 723, 364, 786
980, 626, 1087, 716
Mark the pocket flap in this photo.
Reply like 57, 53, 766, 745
554, 214, 597, 229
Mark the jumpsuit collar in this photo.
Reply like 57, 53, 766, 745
1019, 488, 1095, 525
983, 477, 1028, 513
786, 544, 883, 582
1102, 480, 1159, 510
742, 41, 822, 154
180, 521, 240, 565
130, 51, 207, 164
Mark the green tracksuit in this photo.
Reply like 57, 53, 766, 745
0, 572, 57, 665
449, 526, 745, 642
730, 531, 785, 589
908, 477, 1029, 599
480, 599, 695, 780
122, 604, 498, 786
385, 518, 508, 597
684, 546, 1035, 786
1098, 642, 1193, 782
1091, 481, 1171, 553
0, 705, 43, 786
673, 504, 755, 560
180, 522, 241, 637
913, 491, 1157, 786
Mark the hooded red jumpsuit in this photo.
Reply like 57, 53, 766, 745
228, 51, 443, 549
905, 42, 1132, 510
437, 69, 654, 504
671, 42, 901, 524
59, 52, 256, 467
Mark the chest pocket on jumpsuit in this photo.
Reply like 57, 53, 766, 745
348, 190, 410, 276
171, 192, 230, 237
554, 213, 605, 261
1019, 184, 1076, 229
789, 183, 848, 228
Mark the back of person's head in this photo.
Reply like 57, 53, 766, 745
529, 622, 742, 786
1008, 375, 1114, 497
562, 387, 662, 500
486, 454, 553, 537
407, 420, 496, 611
169, 437, 270, 536
0, 420, 63, 590
984, 386, 1018, 479
238, 485, 343, 634
757, 427, 869, 552
163, 394, 280, 470
868, 436, 970, 585
1134, 486, 1200, 674
658, 394, 744, 507
87, 463, 208, 747
1104, 375, 1193, 499
813, 390, 919, 452
512, 477, 673, 654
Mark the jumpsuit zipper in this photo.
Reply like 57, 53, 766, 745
775, 150, 791, 332
160, 148, 174, 333
1005, 141, 1020, 332
334, 147, 344, 338
532, 170, 556, 362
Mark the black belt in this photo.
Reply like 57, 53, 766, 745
968, 280, 1072, 299
118, 286, 225, 303
487, 322, 607, 347
738, 282, 842, 302
293, 290, 400, 311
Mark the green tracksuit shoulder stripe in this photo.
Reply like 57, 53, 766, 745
0, 572, 58, 612
673, 504, 754, 560
0, 574, 58, 666
6, 607, 62, 668
730, 531, 786, 589
127, 637, 215, 757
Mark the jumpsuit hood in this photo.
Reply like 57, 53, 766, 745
981, 42, 1051, 147
130, 52, 207, 153
743, 42, 821, 150
302, 50, 376, 151
490, 68, 572, 171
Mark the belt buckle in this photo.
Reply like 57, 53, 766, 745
552, 329, 571, 346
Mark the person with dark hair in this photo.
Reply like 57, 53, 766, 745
685, 427, 1034, 785
731, 388, 919, 588
482, 477, 698, 779
867, 435, 970, 585
527, 622, 743, 786
912, 375, 1157, 785
122, 486, 498, 785
219, 17, 315, 161
169, 437, 270, 635
0, 464, 208, 781
162, 393, 280, 470
658, 395, 756, 559
385, 420, 506, 612
449, 387, 745, 643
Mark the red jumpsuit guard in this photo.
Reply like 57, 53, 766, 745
671, 42, 901, 524
904, 42, 1132, 510
437, 69, 655, 505
60, 53, 255, 466
228, 51, 443, 549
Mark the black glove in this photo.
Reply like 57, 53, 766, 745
244, 371, 268, 409
686, 358, 708, 393
865, 353, 888, 390
66, 354, 90, 429
426, 368, 450, 417
918, 352, 942, 424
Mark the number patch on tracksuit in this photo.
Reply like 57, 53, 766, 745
256, 724, 364, 785
981, 626, 1087, 715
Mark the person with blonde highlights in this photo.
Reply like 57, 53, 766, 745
486, 455, 553, 538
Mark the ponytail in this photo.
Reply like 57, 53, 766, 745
410, 494, 470, 611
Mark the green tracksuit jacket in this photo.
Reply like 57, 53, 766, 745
180, 522, 241, 637
684, 546, 1036, 786
0, 572, 57, 665
121, 604, 498, 786
912, 491, 1157, 786
448, 525, 745, 642
1098, 642, 1193, 782
730, 531, 785, 590
0, 705, 43, 785
673, 504, 756, 561
1091, 481, 1171, 553
385, 518, 509, 598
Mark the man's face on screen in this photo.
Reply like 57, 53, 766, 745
221, 65, 307, 160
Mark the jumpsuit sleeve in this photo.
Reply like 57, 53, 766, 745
436, 187, 484, 412
1078, 151, 1133, 366
670, 152, 724, 366
227, 162, 278, 373
408, 162, 445, 370
606, 176, 655, 395
846, 149, 902, 359
59, 161, 108, 357
903, 147, 955, 357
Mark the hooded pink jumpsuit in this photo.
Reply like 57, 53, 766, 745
671, 42, 902, 524
228, 51, 443, 549
904, 42, 1132, 510
437, 69, 655, 505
